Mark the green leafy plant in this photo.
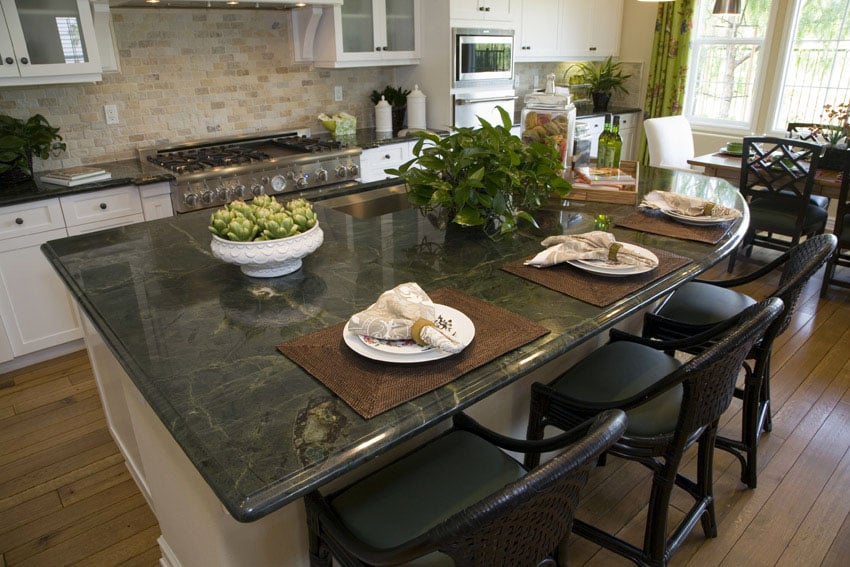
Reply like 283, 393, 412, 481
571, 56, 632, 96
386, 107, 571, 237
369, 85, 411, 108
0, 114, 66, 176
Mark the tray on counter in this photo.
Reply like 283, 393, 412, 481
566, 159, 639, 205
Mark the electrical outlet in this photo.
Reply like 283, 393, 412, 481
104, 104, 119, 125
334, 86, 343, 102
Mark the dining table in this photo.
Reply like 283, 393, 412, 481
689, 151, 844, 199
41, 166, 748, 567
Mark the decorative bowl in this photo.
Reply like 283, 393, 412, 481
210, 223, 323, 278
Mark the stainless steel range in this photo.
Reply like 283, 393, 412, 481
139, 129, 362, 214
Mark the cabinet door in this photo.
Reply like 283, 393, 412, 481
0, 0, 100, 78
384, 0, 416, 55
516, 0, 559, 60
451, 0, 485, 21
0, 13, 18, 78
485, 0, 515, 21
339, 0, 378, 57
0, 228, 82, 356
578, 115, 605, 158
589, 0, 622, 57
559, 0, 591, 57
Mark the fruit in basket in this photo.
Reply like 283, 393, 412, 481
208, 197, 317, 242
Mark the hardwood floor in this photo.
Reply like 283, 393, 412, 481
1, 248, 849, 566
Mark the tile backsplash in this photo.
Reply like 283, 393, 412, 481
0, 9, 395, 172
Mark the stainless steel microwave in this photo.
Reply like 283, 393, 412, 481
453, 28, 514, 88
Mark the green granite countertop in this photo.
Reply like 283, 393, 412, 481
41, 166, 747, 523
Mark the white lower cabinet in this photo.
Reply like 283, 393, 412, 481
0, 199, 82, 357
360, 141, 416, 183
139, 182, 174, 220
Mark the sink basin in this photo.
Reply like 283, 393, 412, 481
321, 184, 412, 219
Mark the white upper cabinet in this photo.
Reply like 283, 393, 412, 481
515, 0, 560, 61
560, 0, 622, 59
0, 0, 102, 85
451, 0, 516, 23
293, 0, 420, 68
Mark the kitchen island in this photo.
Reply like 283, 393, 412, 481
42, 166, 747, 566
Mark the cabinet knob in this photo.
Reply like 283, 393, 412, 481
99, 203, 107, 210
384, 154, 391, 160
478, 6, 484, 10
382, 46, 388, 51
19, 57, 28, 64
4, 57, 11, 65
375, 46, 381, 51
589, 47, 597, 52
14, 217, 23, 225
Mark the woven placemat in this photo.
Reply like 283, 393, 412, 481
614, 210, 733, 244
278, 288, 549, 419
501, 245, 692, 307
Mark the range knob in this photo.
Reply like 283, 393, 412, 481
335, 165, 348, 179
251, 182, 265, 196
348, 163, 360, 177
237, 184, 251, 199
296, 174, 309, 189
286, 171, 297, 181
184, 192, 200, 207
218, 186, 235, 201
315, 168, 328, 182
200, 189, 216, 205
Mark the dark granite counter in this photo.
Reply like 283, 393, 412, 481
41, 166, 746, 523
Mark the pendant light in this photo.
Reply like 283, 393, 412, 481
713, 0, 741, 15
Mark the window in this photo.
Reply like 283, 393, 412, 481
685, 0, 774, 130
772, 0, 850, 130
685, 0, 850, 133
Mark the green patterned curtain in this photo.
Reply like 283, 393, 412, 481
639, 0, 696, 164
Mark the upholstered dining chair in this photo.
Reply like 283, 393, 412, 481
524, 299, 782, 567
644, 115, 697, 172
643, 234, 836, 488
820, 148, 850, 296
304, 409, 626, 567
728, 136, 827, 272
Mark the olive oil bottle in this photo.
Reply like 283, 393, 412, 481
597, 115, 612, 167
607, 115, 623, 168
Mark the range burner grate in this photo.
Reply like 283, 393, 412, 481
273, 136, 343, 153
149, 145, 271, 172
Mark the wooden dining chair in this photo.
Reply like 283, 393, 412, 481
524, 299, 782, 567
785, 122, 834, 209
305, 409, 626, 567
728, 136, 827, 272
820, 148, 850, 296
643, 234, 836, 488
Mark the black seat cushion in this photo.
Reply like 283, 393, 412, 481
749, 196, 828, 233
329, 430, 525, 551
550, 341, 682, 437
655, 282, 757, 326
778, 189, 829, 209
840, 213, 850, 244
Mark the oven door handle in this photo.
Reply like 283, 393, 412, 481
454, 96, 518, 105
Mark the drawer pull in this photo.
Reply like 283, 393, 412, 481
14, 217, 22, 225
4, 57, 11, 65
99, 203, 108, 210
384, 154, 391, 160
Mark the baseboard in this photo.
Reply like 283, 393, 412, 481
0, 339, 85, 375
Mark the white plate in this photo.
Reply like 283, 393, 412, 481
343, 305, 475, 363
566, 244, 658, 277
662, 209, 733, 226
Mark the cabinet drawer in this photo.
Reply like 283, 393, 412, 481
0, 199, 65, 240
361, 145, 408, 169
616, 113, 639, 130
60, 186, 143, 228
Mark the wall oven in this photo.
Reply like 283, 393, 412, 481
453, 27, 514, 88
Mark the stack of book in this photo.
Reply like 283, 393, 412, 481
40, 166, 112, 187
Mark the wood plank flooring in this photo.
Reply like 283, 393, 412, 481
1, 248, 849, 566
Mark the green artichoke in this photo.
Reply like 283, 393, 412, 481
209, 196, 317, 242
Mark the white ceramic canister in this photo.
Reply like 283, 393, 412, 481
375, 95, 392, 133
406, 84, 427, 131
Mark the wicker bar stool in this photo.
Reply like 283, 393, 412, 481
525, 299, 783, 567
304, 409, 626, 567
643, 234, 836, 488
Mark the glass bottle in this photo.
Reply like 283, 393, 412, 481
597, 115, 612, 168
608, 115, 623, 168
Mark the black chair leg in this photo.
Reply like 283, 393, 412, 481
643, 465, 677, 567
697, 429, 719, 538
525, 391, 547, 469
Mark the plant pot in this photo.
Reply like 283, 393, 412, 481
0, 151, 33, 186
391, 106, 406, 134
819, 145, 848, 171
592, 92, 611, 112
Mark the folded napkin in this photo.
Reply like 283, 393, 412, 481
347, 283, 464, 353
640, 191, 741, 220
524, 231, 659, 269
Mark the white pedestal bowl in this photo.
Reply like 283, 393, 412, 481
210, 223, 323, 278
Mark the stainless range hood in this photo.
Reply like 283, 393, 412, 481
104, 0, 341, 8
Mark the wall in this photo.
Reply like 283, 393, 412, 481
0, 8, 395, 172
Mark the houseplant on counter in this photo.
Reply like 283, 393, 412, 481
370, 85, 411, 133
208, 195, 323, 278
0, 114, 66, 185
571, 56, 631, 112
386, 107, 572, 238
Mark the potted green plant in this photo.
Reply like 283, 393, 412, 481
370, 85, 411, 133
386, 107, 571, 238
0, 114, 66, 185
571, 57, 632, 111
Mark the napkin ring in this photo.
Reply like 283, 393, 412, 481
703, 203, 716, 216
608, 243, 623, 262
411, 318, 435, 346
